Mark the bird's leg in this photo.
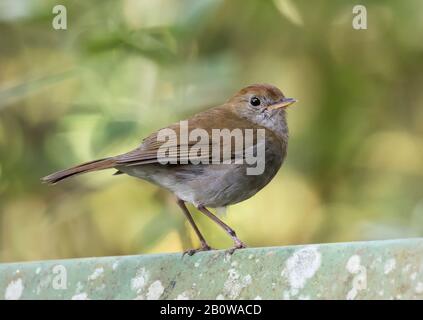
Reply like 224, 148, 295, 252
176, 199, 214, 256
196, 205, 247, 255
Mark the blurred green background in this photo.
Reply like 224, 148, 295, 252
1, 0, 423, 262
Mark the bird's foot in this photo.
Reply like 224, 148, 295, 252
226, 240, 247, 255
182, 243, 214, 257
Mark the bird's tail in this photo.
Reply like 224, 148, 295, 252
41, 157, 116, 184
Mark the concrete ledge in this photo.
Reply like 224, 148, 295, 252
1, 238, 423, 300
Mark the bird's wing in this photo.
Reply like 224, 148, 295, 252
114, 107, 266, 166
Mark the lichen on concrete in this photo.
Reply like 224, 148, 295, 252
1, 238, 423, 299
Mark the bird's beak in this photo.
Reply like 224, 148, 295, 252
267, 97, 297, 110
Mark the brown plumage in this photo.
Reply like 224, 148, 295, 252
42, 158, 116, 184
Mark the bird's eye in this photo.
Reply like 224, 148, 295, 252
250, 96, 261, 106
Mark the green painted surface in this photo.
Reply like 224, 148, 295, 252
1, 238, 423, 300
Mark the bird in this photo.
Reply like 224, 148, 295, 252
42, 83, 297, 255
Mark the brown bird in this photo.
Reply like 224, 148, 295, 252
42, 83, 297, 255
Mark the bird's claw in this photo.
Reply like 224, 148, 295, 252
182, 244, 214, 257
226, 240, 247, 255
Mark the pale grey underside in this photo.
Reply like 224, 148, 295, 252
118, 138, 285, 208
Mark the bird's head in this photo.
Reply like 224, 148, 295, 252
227, 83, 297, 134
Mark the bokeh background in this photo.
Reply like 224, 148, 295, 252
1, 0, 423, 262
